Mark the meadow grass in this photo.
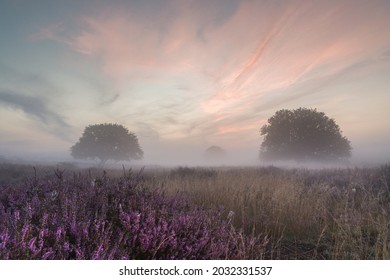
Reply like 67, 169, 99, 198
0, 163, 389, 259
145, 165, 390, 259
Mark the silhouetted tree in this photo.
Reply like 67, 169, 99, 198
204, 145, 227, 160
259, 108, 351, 162
71, 123, 143, 166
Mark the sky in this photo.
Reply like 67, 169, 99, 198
0, 0, 390, 165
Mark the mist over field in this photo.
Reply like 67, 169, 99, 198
1, 145, 388, 170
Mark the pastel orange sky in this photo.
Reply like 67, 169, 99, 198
1, 0, 389, 164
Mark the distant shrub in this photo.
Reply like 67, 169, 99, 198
169, 167, 217, 179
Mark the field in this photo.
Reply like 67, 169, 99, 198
1, 162, 389, 259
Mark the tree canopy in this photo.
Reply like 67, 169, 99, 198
259, 108, 351, 162
70, 123, 143, 165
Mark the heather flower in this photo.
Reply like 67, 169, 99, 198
63, 241, 70, 252
0, 229, 9, 249
92, 243, 104, 260
55, 227, 63, 243
28, 237, 36, 251
21, 224, 30, 245
42, 250, 54, 260
14, 211, 20, 221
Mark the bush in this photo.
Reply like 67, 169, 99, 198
169, 167, 217, 179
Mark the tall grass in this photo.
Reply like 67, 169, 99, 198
1, 163, 389, 259
147, 165, 390, 259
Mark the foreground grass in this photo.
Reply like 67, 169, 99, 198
1, 163, 389, 259
146, 165, 390, 259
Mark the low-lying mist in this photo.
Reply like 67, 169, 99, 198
1, 144, 389, 170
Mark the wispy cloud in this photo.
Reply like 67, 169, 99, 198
0, 90, 68, 127
200, 0, 390, 136
29, 23, 67, 42
33, 0, 390, 151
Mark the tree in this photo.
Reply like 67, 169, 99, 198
259, 108, 351, 162
204, 145, 227, 161
71, 123, 143, 166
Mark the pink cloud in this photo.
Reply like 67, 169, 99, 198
34, 0, 390, 145
72, 16, 162, 76
64, 3, 219, 82
201, 0, 390, 118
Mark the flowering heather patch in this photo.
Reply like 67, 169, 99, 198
0, 167, 266, 259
